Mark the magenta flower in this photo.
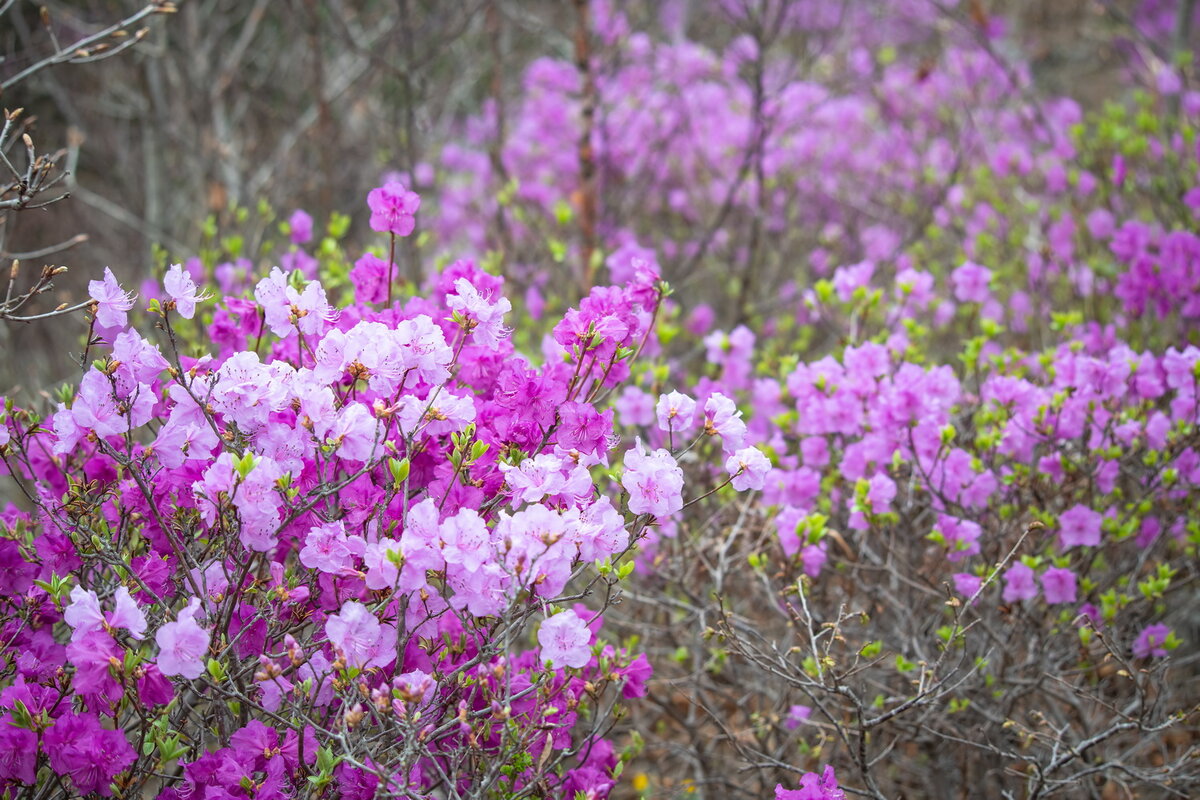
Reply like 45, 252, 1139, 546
1040, 567, 1078, 604
1058, 504, 1102, 549
775, 765, 845, 799
350, 253, 390, 304
1002, 562, 1038, 603
43, 712, 136, 796
951, 261, 993, 303
289, 208, 314, 244
784, 704, 812, 731
367, 180, 420, 236
952, 573, 983, 600
88, 266, 135, 330
163, 262, 210, 319
538, 610, 592, 669
1132, 623, 1173, 658
0, 717, 37, 785
155, 597, 211, 679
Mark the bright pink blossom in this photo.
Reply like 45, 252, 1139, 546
367, 181, 420, 236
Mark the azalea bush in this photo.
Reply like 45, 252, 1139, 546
2, 1, 1200, 799
0, 203, 667, 797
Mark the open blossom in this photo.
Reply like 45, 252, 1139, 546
43, 712, 136, 796
1132, 623, 1173, 658
656, 391, 697, 433
446, 277, 512, 349
776, 765, 845, 799
88, 267, 135, 330
155, 597, 210, 679
538, 610, 592, 669
1041, 566, 1078, 604
368, 180, 420, 236
289, 208, 314, 244
951, 260, 992, 303
725, 446, 770, 491
1058, 504, 1102, 549
703, 392, 747, 452
164, 262, 210, 319
64, 585, 147, 641
622, 440, 684, 518
326, 600, 397, 669
1002, 562, 1038, 603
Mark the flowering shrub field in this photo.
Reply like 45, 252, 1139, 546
1, 1, 1199, 798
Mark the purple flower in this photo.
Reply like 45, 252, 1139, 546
784, 704, 812, 731
951, 261, 992, 303
1132, 623, 1172, 658
88, 267, 136, 330
1058, 505, 1102, 549
952, 572, 983, 600
0, 716, 37, 785
538, 610, 592, 669
43, 712, 136, 796
156, 597, 211, 679
367, 180, 420, 236
350, 253, 389, 304
775, 765, 845, 799
1040, 567, 1078, 604
1002, 562, 1038, 603
289, 208, 314, 244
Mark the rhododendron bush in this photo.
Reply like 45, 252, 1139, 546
2, 0, 1200, 798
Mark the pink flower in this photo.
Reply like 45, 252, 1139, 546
350, 253, 389, 304
784, 704, 812, 731
164, 262, 210, 319
1058, 504, 1102, 549
367, 180, 420, 236
952, 573, 982, 600
538, 610, 592, 669
703, 393, 747, 452
1001, 562, 1038, 603
446, 277, 512, 350
1041, 567, 1078, 604
622, 440, 684, 518
656, 391, 697, 433
326, 600, 396, 669
1132, 623, 1172, 658
502, 454, 568, 506
156, 597, 210, 679
64, 585, 147, 641
775, 765, 845, 799
289, 208, 314, 244
725, 446, 770, 491
300, 520, 360, 575
43, 712, 136, 796
88, 267, 135, 330
952, 261, 992, 303
0, 718, 37, 785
